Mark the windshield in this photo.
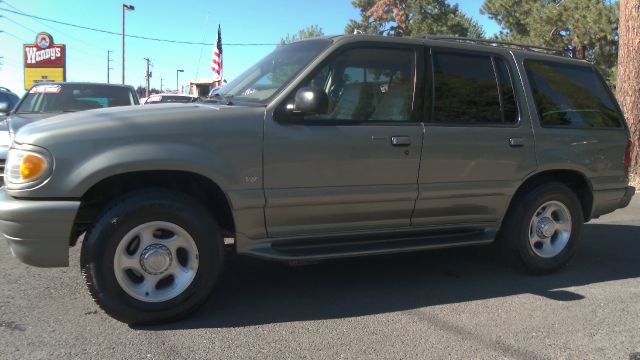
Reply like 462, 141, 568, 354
145, 95, 196, 104
221, 39, 331, 103
17, 84, 137, 114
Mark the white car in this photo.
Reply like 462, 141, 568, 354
141, 93, 198, 104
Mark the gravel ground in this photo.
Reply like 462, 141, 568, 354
1, 198, 639, 359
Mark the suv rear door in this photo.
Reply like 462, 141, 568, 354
412, 48, 537, 227
264, 44, 424, 237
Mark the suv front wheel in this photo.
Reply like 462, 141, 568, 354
499, 182, 583, 274
80, 189, 223, 325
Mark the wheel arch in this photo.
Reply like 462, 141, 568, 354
503, 169, 594, 224
71, 170, 236, 245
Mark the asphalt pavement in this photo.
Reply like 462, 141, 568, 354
1, 198, 639, 359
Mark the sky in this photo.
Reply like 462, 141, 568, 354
0, 0, 501, 96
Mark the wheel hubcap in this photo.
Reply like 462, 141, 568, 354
528, 201, 572, 258
113, 221, 199, 302
140, 244, 172, 275
536, 217, 556, 238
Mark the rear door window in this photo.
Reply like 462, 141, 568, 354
431, 51, 516, 125
525, 60, 623, 128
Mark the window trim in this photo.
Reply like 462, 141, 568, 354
523, 58, 626, 131
425, 47, 522, 128
273, 43, 424, 127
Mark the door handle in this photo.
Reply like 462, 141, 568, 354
509, 138, 525, 147
391, 136, 411, 146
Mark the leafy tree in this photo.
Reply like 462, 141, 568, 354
617, 0, 640, 180
345, 0, 485, 38
481, 0, 618, 84
135, 86, 160, 98
280, 25, 325, 45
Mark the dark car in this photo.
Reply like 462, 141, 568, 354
0, 87, 20, 120
7, 82, 139, 134
0, 82, 139, 183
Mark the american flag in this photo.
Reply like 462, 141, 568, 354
211, 25, 223, 81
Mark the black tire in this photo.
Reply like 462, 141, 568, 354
498, 182, 583, 274
80, 189, 223, 325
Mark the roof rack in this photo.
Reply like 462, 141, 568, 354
420, 36, 569, 57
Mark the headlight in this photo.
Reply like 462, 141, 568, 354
5, 148, 52, 185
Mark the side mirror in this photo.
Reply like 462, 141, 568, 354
292, 87, 329, 115
0, 102, 9, 115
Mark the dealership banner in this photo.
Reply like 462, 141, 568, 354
24, 32, 66, 90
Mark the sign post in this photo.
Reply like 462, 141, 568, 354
23, 32, 66, 90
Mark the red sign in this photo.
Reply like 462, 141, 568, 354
23, 32, 66, 68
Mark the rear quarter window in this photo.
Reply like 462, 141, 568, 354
525, 60, 623, 129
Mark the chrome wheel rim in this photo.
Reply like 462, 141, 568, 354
113, 221, 199, 302
528, 201, 572, 258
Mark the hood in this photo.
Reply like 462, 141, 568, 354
14, 102, 264, 147
7, 112, 54, 134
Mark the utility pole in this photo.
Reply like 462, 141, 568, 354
122, 3, 135, 84
176, 69, 184, 93
160, 78, 164, 93
144, 57, 152, 98
107, 50, 113, 84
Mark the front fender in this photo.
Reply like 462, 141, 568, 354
68, 142, 242, 196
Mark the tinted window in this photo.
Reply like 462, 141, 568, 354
0, 92, 18, 107
525, 60, 622, 128
495, 58, 518, 123
299, 47, 415, 122
432, 52, 503, 124
16, 84, 136, 113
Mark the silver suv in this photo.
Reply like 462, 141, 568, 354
0, 36, 634, 324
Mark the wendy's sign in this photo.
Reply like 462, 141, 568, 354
23, 32, 66, 89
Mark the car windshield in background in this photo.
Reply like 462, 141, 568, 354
16, 84, 136, 114
221, 39, 331, 103
145, 95, 196, 104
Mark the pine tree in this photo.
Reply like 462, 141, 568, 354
280, 25, 325, 45
481, 0, 618, 85
345, 0, 484, 38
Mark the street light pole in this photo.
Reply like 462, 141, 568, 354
176, 69, 184, 93
122, 3, 135, 84
160, 78, 164, 92
107, 50, 113, 84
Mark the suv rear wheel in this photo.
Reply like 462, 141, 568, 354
499, 182, 583, 274
80, 189, 223, 325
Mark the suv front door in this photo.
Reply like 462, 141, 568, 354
264, 45, 424, 237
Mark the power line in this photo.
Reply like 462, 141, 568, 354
1, 14, 106, 61
0, 29, 25, 42
1, 1, 117, 61
3, 1, 100, 49
0, 7, 278, 46
0, 13, 32, 33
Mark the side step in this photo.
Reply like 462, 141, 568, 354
242, 228, 496, 261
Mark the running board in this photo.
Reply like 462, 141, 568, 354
241, 228, 496, 261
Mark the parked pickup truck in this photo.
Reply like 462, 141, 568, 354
0, 35, 634, 324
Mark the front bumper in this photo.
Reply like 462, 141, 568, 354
0, 188, 80, 267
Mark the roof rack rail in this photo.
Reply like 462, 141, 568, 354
420, 36, 569, 57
